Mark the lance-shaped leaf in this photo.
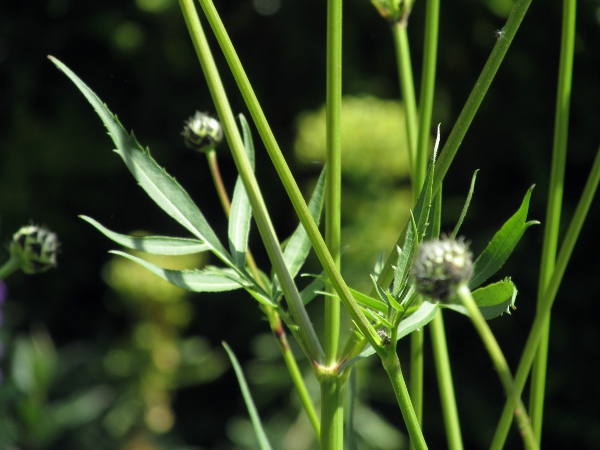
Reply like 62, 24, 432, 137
271, 169, 326, 298
110, 250, 248, 292
228, 114, 255, 269
443, 278, 517, 320
50, 57, 232, 265
469, 185, 539, 289
81, 216, 210, 255
340, 302, 439, 370
222, 342, 273, 450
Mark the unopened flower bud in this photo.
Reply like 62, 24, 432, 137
9, 225, 59, 274
182, 111, 223, 152
412, 237, 473, 302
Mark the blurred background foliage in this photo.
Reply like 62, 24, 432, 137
1, 0, 600, 448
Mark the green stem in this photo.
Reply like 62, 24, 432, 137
319, 373, 345, 450
206, 149, 231, 216
266, 308, 321, 437
392, 21, 418, 176
529, 0, 576, 442
383, 351, 428, 450
490, 144, 600, 450
322, 0, 344, 446
415, 0, 440, 192
0, 255, 21, 280
324, 0, 342, 367
430, 311, 463, 450
205, 149, 320, 436
432, 0, 533, 196
409, 328, 424, 449
195, 0, 384, 358
178, 0, 323, 362
456, 284, 538, 450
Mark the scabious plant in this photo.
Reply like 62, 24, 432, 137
48, 0, 600, 447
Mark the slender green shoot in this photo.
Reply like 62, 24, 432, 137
392, 21, 418, 176
529, 0, 576, 441
222, 342, 273, 450
455, 284, 538, 450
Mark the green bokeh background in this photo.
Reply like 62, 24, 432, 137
1, 0, 600, 448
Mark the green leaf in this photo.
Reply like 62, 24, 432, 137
469, 185, 539, 289
350, 286, 388, 314
443, 279, 517, 320
110, 250, 248, 292
451, 170, 478, 238
271, 169, 326, 298
300, 275, 325, 305
340, 302, 439, 370
390, 152, 436, 296
81, 216, 210, 255
228, 114, 255, 269
50, 57, 232, 265
222, 342, 273, 450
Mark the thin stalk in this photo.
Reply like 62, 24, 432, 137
320, 374, 344, 450
529, 0, 576, 442
205, 149, 320, 436
206, 149, 231, 215
178, 0, 324, 362
384, 350, 429, 450
490, 144, 600, 450
321, 0, 344, 447
409, 329, 424, 446
430, 312, 463, 450
415, 0, 440, 191
455, 284, 538, 450
392, 21, 418, 175
196, 0, 385, 358
432, 0, 533, 196
324, 0, 342, 367
0, 255, 21, 280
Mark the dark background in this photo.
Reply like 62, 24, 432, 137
1, 0, 599, 448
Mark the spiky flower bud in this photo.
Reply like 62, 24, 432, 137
9, 225, 59, 274
182, 111, 223, 153
412, 237, 473, 302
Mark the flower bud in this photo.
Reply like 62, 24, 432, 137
9, 225, 59, 274
412, 237, 473, 302
182, 111, 223, 153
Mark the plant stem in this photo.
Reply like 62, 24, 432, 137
206, 149, 231, 216
196, 0, 384, 358
324, 0, 342, 368
415, 0, 440, 192
529, 0, 576, 442
205, 148, 320, 437
383, 351, 428, 450
455, 284, 538, 450
0, 255, 21, 280
490, 144, 600, 450
432, 0, 533, 196
430, 311, 463, 450
392, 21, 418, 176
178, 0, 324, 362
322, 0, 344, 446
319, 373, 345, 450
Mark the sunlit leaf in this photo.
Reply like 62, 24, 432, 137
470, 186, 539, 288
50, 56, 232, 265
443, 278, 517, 320
81, 216, 210, 255
110, 250, 248, 292
228, 114, 255, 269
